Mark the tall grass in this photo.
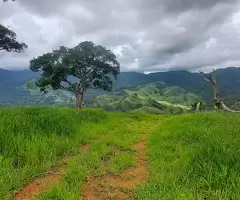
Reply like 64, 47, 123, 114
136, 112, 240, 199
38, 112, 159, 200
0, 107, 110, 199
0, 107, 159, 199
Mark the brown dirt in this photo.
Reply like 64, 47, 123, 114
83, 136, 149, 200
80, 144, 90, 152
13, 170, 63, 200
13, 144, 90, 200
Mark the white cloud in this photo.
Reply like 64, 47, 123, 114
0, 0, 240, 72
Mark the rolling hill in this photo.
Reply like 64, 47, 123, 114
91, 82, 203, 113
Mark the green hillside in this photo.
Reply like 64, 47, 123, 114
91, 82, 203, 113
0, 108, 239, 199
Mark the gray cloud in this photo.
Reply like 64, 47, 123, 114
0, 0, 240, 72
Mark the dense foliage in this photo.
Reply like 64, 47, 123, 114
30, 41, 120, 108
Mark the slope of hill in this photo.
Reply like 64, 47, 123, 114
91, 82, 203, 113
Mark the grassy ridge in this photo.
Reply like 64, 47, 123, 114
136, 112, 240, 199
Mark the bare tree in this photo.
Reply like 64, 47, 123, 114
200, 70, 240, 113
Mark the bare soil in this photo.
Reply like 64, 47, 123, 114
83, 136, 149, 200
13, 144, 90, 200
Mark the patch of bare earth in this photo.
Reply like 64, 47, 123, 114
80, 144, 90, 152
13, 144, 90, 200
83, 135, 149, 200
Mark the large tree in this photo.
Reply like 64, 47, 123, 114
29, 41, 120, 108
1, 0, 27, 52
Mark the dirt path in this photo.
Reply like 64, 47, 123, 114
13, 130, 151, 200
13, 144, 90, 200
83, 133, 149, 200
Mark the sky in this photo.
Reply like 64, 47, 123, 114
1, 0, 240, 72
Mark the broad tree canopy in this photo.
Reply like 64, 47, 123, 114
29, 41, 120, 108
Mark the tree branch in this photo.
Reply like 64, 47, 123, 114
221, 102, 240, 113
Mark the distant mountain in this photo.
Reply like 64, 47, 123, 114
112, 72, 153, 90
0, 67, 240, 107
91, 82, 203, 113
0, 69, 40, 106
147, 67, 240, 103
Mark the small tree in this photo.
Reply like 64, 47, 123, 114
29, 41, 120, 108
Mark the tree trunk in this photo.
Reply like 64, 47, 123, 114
76, 86, 84, 109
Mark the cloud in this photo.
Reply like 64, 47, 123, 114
0, 0, 240, 72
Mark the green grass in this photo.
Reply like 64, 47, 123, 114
0, 107, 159, 199
0, 107, 107, 199
136, 112, 240, 200
108, 153, 137, 174
38, 111, 158, 200
1, 107, 240, 200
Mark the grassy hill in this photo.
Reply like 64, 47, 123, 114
91, 82, 203, 113
0, 108, 240, 199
